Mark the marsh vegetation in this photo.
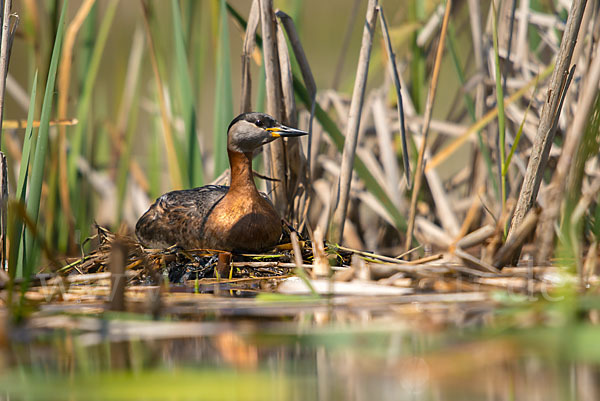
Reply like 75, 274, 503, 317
1, 0, 600, 399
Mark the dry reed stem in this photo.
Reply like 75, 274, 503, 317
6, 73, 30, 112
109, 239, 128, 311
331, 0, 378, 244
0, 0, 13, 147
259, 0, 287, 215
276, 10, 316, 227
405, 116, 470, 139
276, 11, 316, 98
455, 248, 501, 274
467, 0, 487, 201
0, 0, 13, 269
467, 0, 484, 104
404, 0, 452, 255
427, 63, 553, 171
536, 39, 600, 263
276, 18, 308, 224
372, 96, 402, 209
276, 19, 296, 123
456, 225, 496, 249
582, 239, 597, 288
417, 4, 444, 46
140, 0, 183, 190
507, 0, 587, 260
452, 189, 485, 250
568, 175, 600, 275
276, 15, 316, 119
335, 243, 409, 265
0, 153, 6, 266
311, 227, 330, 277
416, 216, 453, 248
57, 0, 96, 247
424, 148, 460, 237
2, 118, 77, 129
494, 208, 539, 268
275, 28, 297, 145
240, 0, 259, 114
377, 5, 410, 188
404, 253, 444, 265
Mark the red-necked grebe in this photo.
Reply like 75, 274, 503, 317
135, 112, 308, 252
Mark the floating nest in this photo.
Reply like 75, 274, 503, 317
49, 225, 570, 300
61, 225, 351, 286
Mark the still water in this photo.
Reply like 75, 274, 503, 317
1, 292, 599, 400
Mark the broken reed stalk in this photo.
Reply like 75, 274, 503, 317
331, 0, 378, 244
404, 0, 452, 255
240, 0, 259, 114
109, 238, 127, 311
536, 45, 600, 263
494, 208, 539, 267
506, 0, 587, 264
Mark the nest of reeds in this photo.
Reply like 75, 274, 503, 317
52, 224, 566, 302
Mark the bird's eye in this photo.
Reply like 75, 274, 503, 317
255, 119, 264, 127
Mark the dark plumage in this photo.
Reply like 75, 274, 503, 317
135, 185, 228, 249
135, 112, 308, 252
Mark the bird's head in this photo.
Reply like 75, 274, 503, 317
226, 112, 308, 153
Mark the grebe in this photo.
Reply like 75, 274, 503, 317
135, 112, 308, 252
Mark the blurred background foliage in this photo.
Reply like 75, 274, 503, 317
3, 1, 600, 399
4, 0, 437, 270
5, 1, 410, 243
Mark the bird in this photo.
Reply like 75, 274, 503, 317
135, 112, 308, 253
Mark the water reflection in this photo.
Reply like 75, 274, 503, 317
2, 312, 600, 400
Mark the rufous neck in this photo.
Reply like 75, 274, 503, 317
228, 149, 257, 192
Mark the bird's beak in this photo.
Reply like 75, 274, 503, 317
266, 124, 308, 138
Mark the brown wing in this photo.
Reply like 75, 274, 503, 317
135, 185, 229, 249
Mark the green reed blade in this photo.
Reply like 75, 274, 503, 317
10, 71, 37, 279
492, 2, 507, 209
15, 73, 37, 206
23, 2, 68, 275
213, 0, 233, 179
116, 91, 141, 222
67, 0, 118, 189
171, 0, 204, 187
